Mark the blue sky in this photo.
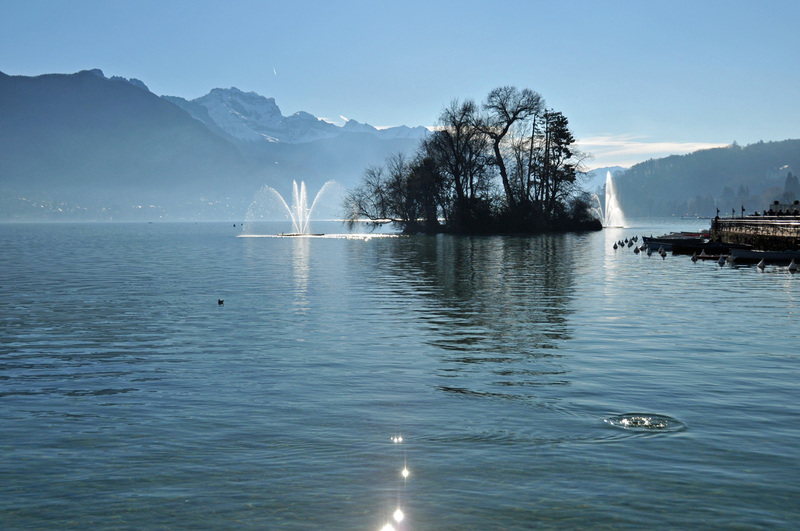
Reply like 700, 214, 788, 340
2, 0, 798, 169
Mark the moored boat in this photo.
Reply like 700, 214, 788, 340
643, 231, 748, 255
728, 248, 800, 264
669, 240, 750, 255
692, 252, 728, 261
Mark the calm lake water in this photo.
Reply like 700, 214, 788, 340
1, 220, 799, 529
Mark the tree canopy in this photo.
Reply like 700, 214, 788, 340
344, 86, 600, 234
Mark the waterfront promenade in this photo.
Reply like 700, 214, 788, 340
711, 216, 800, 250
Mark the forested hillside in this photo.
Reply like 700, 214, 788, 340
615, 140, 800, 217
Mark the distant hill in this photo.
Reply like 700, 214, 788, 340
614, 140, 800, 217
0, 70, 426, 221
581, 166, 628, 196
0, 69, 256, 220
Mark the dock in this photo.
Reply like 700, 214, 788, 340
711, 217, 800, 250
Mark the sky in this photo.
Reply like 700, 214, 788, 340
2, 0, 798, 169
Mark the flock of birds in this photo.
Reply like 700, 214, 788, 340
612, 235, 799, 272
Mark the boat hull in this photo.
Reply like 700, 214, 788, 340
728, 248, 800, 264
643, 235, 747, 255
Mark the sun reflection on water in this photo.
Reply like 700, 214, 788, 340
237, 233, 400, 240
378, 432, 410, 531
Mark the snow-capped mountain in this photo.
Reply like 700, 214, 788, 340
166, 87, 429, 144
341, 118, 429, 140
0, 68, 430, 220
374, 124, 432, 140
192, 88, 338, 143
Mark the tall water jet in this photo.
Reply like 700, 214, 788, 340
243, 180, 340, 235
603, 171, 626, 227
592, 171, 627, 227
291, 180, 310, 234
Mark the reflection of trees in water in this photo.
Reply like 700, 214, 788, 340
373, 235, 582, 402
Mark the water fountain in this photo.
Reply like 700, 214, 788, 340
592, 171, 627, 228
242, 180, 339, 235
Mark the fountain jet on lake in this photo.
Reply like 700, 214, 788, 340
592, 171, 627, 228
289, 180, 312, 234
243, 180, 338, 235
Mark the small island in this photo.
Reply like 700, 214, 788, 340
343, 86, 602, 235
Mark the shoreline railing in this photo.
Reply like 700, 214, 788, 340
712, 217, 800, 238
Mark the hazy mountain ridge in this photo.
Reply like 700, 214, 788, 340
581, 166, 628, 195
614, 140, 800, 217
0, 69, 427, 220
3, 68, 797, 221
0, 70, 249, 206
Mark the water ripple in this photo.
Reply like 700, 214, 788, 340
604, 413, 687, 433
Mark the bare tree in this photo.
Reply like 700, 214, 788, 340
478, 86, 544, 209
344, 87, 596, 233
343, 152, 445, 233
425, 99, 491, 231
343, 164, 391, 230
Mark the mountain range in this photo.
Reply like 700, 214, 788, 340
0, 69, 427, 221
164, 87, 427, 145
3, 69, 798, 222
